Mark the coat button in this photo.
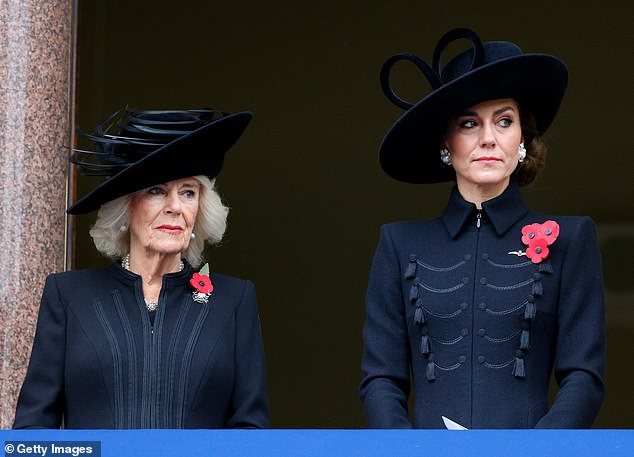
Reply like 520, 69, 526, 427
460, 302, 468, 310
462, 277, 469, 284
481, 253, 489, 260
461, 328, 469, 336
480, 277, 488, 285
478, 356, 486, 364
479, 303, 487, 310
458, 355, 467, 363
409, 254, 418, 261
464, 254, 472, 261
478, 328, 486, 337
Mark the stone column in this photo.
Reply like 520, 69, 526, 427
0, 0, 75, 428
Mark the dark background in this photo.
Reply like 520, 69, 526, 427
73, 1, 634, 428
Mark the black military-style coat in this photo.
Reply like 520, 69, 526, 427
360, 183, 605, 429
13, 262, 269, 429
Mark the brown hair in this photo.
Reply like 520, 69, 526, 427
511, 107, 547, 186
441, 102, 548, 186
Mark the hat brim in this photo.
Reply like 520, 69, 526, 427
67, 111, 252, 214
379, 54, 568, 184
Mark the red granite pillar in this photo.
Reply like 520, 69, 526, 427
0, 0, 74, 428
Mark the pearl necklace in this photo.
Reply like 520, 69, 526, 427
121, 254, 184, 312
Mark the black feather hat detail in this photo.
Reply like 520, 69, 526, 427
67, 107, 252, 215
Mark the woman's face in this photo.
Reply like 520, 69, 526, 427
443, 98, 523, 200
128, 177, 200, 258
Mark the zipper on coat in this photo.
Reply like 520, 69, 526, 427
148, 279, 168, 428
470, 209, 483, 426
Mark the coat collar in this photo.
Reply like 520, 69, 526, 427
442, 182, 530, 238
109, 259, 195, 287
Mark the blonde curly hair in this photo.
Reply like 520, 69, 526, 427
89, 175, 228, 268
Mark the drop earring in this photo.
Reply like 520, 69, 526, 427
440, 148, 452, 165
518, 143, 527, 163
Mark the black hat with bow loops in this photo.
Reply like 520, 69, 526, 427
378, 27, 568, 184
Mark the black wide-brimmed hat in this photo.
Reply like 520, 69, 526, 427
379, 27, 568, 184
67, 107, 252, 214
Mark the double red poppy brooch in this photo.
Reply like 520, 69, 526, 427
509, 220, 560, 264
190, 263, 213, 303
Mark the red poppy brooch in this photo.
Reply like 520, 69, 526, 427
509, 220, 560, 264
190, 263, 213, 303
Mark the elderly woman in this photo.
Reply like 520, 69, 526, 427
360, 28, 605, 429
14, 108, 268, 429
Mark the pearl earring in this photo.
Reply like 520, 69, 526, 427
440, 148, 452, 165
518, 143, 527, 163
119, 225, 127, 232
190, 232, 196, 240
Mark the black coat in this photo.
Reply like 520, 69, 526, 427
360, 184, 605, 429
14, 262, 269, 429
